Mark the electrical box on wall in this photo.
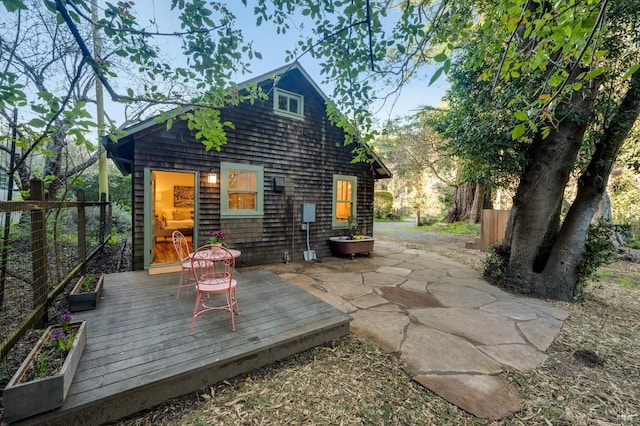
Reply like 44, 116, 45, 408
272, 176, 285, 192
302, 203, 316, 223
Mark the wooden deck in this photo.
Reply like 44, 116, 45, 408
18, 269, 351, 425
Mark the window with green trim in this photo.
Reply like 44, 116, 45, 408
221, 162, 264, 218
332, 174, 357, 228
274, 88, 304, 119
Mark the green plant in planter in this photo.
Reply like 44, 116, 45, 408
3, 312, 87, 422
26, 311, 78, 381
80, 275, 100, 292
347, 216, 359, 239
68, 274, 104, 312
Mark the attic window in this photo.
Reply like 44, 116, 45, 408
274, 88, 304, 120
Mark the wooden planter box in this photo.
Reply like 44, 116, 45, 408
329, 236, 375, 259
3, 321, 87, 422
67, 274, 104, 312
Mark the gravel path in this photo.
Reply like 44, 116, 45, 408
374, 220, 474, 251
373, 220, 486, 271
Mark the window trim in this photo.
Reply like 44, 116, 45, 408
273, 88, 304, 120
332, 174, 357, 229
220, 162, 264, 219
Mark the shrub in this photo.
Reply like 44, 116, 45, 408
374, 190, 393, 219
576, 218, 617, 299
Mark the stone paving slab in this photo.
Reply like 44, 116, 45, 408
478, 344, 548, 371
402, 325, 504, 374
262, 241, 569, 420
410, 307, 527, 345
350, 310, 408, 352
414, 374, 522, 420
517, 317, 564, 351
480, 300, 539, 320
428, 282, 498, 307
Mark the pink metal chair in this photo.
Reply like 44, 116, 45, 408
171, 230, 198, 299
189, 244, 240, 335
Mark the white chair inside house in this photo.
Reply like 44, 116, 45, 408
189, 244, 240, 335
171, 230, 198, 299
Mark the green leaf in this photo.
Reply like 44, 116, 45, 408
2, 0, 28, 12
69, 10, 80, 23
541, 126, 551, 139
514, 111, 528, 121
43, 0, 56, 12
433, 52, 447, 63
429, 66, 444, 86
443, 58, 451, 74
397, 44, 405, 54
623, 64, 640, 80
511, 123, 526, 140
582, 68, 605, 81
28, 118, 46, 127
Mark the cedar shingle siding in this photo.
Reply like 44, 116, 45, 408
107, 64, 388, 270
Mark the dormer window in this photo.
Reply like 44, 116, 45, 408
274, 88, 304, 120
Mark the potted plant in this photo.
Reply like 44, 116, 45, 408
329, 216, 375, 259
206, 229, 227, 246
67, 273, 104, 312
3, 311, 87, 422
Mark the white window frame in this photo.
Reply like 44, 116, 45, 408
332, 174, 357, 229
221, 162, 264, 218
273, 88, 304, 120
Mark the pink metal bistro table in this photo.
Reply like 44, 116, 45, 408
190, 247, 241, 263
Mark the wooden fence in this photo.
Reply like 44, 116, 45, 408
0, 179, 112, 358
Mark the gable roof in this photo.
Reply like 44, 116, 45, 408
243, 62, 330, 101
103, 62, 391, 179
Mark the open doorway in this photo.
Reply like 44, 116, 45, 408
151, 170, 196, 266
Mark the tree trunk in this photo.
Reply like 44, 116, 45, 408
498, 82, 598, 297
444, 182, 492, 223
500, 72, 640, 301
502, 113, 593, 274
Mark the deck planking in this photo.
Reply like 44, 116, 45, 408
17, 269, 351, 425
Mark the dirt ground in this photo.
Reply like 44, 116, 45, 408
1, 230, 639, 425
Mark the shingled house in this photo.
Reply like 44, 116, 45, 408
103, 62, 391, 271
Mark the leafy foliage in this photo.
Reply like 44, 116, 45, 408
576, 219, 618, 300
72, 171, 131, 210
373, 190, 393, 219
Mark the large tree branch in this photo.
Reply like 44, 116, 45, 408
54, 0, 218, 109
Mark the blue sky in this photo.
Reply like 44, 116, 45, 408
128, 2, 448, 124
226, 3, 449, 122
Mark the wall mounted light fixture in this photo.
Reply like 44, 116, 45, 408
207, 173, 217, 184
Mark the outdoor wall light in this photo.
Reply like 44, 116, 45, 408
207, 173, 217, 184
